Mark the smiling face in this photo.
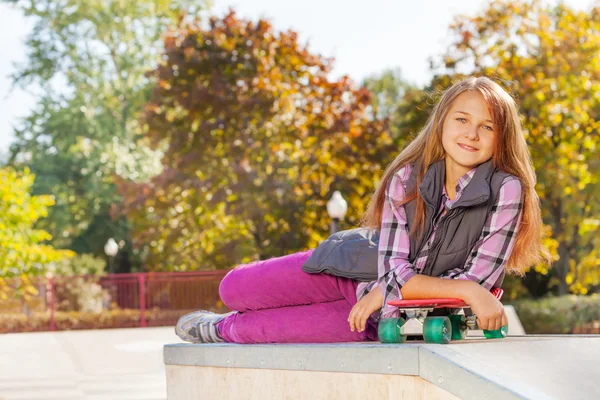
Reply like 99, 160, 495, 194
441, 90, 496, 176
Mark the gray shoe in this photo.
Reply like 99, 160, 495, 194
175, 310, 234, 343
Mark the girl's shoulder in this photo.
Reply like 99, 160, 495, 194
497, 172, 523, 202
502, 174, 521, 183
497, 171, 522, 187
392, 163, 413, 185
386, 164, 415, 201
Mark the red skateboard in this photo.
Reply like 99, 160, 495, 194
378, 288, 509, 344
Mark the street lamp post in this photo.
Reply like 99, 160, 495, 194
104, 238, 119, 274
327, 191, 348, 235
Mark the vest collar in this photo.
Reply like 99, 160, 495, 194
417, 158, 495, 209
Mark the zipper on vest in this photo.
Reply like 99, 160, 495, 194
422, 208, 460, 276
416, 188, 435, 259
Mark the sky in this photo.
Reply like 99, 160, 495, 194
0, 0, 594, 154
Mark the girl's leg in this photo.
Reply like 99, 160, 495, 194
218, 299, 379, 343
218, 249, 358, 312
217, 249, 378, 343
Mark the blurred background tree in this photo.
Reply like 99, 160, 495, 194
361, 68, 410, 129
0, 167, 73, 281
2, 0, 208, 271
115, 11, 397, 270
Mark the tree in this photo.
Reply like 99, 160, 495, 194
361, 68, 410, 123
3, 0, 208, 264
436, 0, 599, 295
0, 167, 73, 281
116, 11, 395, 271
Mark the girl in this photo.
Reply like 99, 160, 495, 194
175, 76, 549, 344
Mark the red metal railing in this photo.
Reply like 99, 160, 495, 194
0, 271, 230, 333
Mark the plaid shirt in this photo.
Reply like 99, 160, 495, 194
356, 163, 523, 319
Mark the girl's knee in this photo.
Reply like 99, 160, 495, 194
218, 269, 243, 311
219, 263, 259, 311
219, 250, 315, 311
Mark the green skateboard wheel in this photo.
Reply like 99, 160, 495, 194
378, 317, 407, 343
448, 314, 467, 340
483, 324, 509, 339
423, 316, 452, 344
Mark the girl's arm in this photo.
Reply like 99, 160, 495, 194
349, 165, 419, 332
354, 275, 504, 331
401, 275, 508, 331
375, 166, 419, 318
400, 274, 486, 301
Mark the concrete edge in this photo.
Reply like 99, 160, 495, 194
164, 343, 420, 375
163, 342, 554, 399
419, 346, 554, 400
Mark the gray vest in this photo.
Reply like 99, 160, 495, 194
302, 158, 512, 288
405, 158, 510, 287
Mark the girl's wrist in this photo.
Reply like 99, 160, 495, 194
460, 281, 487, 304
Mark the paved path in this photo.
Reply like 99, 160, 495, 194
0, 327, 183, 400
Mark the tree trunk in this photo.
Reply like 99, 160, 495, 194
551, 196, 570, 296
252, 219, 268, 261
556, 241, 570, 296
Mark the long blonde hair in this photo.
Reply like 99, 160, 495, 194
360, 76, 551, 276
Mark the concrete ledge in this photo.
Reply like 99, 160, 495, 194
164, 337, 579, 400
164, 342, 420, 375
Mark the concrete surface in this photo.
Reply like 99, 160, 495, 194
0, 327, 183, 400
164, 336, 600, 400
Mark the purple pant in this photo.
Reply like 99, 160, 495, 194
217, 249, 379, 343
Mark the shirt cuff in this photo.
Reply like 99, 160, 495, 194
377, 269, 418, 319
396, 268, 417, 288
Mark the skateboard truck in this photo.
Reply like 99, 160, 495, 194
397, 309, 479, 336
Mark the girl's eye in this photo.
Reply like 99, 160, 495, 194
456, 118, 467, 123
483, 125, 493, 131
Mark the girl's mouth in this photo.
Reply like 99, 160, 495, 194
458, 143, 478, 152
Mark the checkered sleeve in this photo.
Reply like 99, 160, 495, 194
440, 176, 523, 289
377, 165, 419, 318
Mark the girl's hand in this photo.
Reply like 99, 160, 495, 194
348, 288, 383, 333
466, 288, 508, 331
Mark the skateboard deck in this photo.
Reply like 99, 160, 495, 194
388, 288, 503, 309
378, 288, 506, 344
388, 298, 467, 308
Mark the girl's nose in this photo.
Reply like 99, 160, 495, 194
464, 126, 479, 140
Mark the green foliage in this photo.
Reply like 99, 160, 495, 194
511, 295, 600, 334
499, 275, 532, 302
48, 254, 109, 312
361, 68, 410, 123
0, 167, 73, 279
4, 0, 208, 259
361, 69, 422, 154
117, 11, 395, 270
49, 253, 106, 276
